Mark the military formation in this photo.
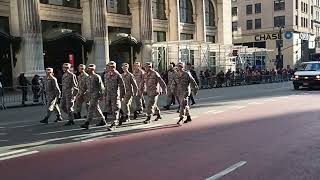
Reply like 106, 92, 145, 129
41, 61, 199, 130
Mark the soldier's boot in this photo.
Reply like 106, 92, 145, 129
133, 111, 138, 120
177, 117, 184, 125
163, 105, 170, 110
96, 120, 107, 127
64, 120, 75, 126
154, 114, 162, 121
183, 116, 192, 124
74, 112, 81, 119
40, 117, 49, 124
143, 116, 151, 124
177, 107, 180, 113
123, 115, 130, 122
108, 121, 118, 131
54, 115, 63, 123
80, 121, 90, 130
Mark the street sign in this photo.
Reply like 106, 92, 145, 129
284, 32, 293, 40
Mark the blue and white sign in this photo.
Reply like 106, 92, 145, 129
284, 32, 293, 40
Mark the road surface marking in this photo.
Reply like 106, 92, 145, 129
230, 106, 246, 109
0, 149, 28, 157
263, 99, 276, 102
0, 139, 8, 142
205, 161, 247, 180
0, 150, 39, 161
173, 117, 180, 120
205, 110, 224, 114
248, 102, 263, 105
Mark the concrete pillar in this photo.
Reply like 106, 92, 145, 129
195, 0, 206, 42
217, 0, 232, 44
91, 0, 109, 73
19, 0, 45, 77
129, 0, 142, 63
140, 0, 153, 63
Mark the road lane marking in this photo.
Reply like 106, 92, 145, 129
205, 110, 224, 114
248, 102, 263, 105
0, 150, 39, 161
205, 161, 247, 180
229, 106, 246, 109
263, 99, 276, 102
0, 149, 28, 157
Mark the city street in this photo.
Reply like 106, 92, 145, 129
1, 82, 320, 180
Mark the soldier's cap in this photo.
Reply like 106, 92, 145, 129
79, 64, 86, 68
122, 63, 129, 67
46, 68, 53, 73
88, 64, 96, 69
63, 63, 71, 68
134, 62, 141, 65
108, 61, 116, 67
145, 62, 153, 67
177, 62, 185, 67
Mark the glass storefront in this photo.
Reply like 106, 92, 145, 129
107, 0, 130, 15
0, 16, 12, 87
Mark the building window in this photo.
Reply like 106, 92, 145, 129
206, 35, 215, 43
246, 4, 253, 15
107, 0, 130, 15
296, 0, 298, 10
255, 3, 261, 13
153, 31, 166, 42
232, 21, 238, 32
274, 0, 285, 11
180, 33, 193, 40
255, 19, 261, 29
232, 7, 238, 16
296, 15, 298, 26
274, 16, 285, 27
39, 0, 80, 8
180, 0, 193, 23
247, 20, 253, 30
205, 0, 215, 27
152, 0, 166, 20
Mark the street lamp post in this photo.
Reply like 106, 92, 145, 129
277, 25, 284, 69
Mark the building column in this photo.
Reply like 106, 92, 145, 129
195, 0, 206, 42
217, 0, 232, 44
140, 0, 153, 63
91, 0, 109, 73
168, 0, 180, 41
19, 0, 45, 77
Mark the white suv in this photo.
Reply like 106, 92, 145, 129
292, 61, 320, 90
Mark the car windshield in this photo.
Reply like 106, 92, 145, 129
298, 63, 320, 71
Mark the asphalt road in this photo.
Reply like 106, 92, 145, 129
1, 82, 320, 180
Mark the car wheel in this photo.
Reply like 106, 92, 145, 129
294, 85, 300, 90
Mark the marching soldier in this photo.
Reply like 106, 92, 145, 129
120, 63, 138, 124
74, 64, 89, 119
40, 68, 63, 124
163, 63, 177, 110
141, 62, 167, 124
80, 64, 106, 129
172, 62, 199, 125
61, 63, 78, 126
132, 62, 145, 119
104, 61, 126, 130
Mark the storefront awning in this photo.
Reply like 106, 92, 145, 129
110, 33, 141, 47
43, 28, 87, 44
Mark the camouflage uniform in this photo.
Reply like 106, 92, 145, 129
133, 68, 145, 112
142, 69, 167, 118
61, 71, 78, 122
104, 70, 126, 124
121, 71, 138, 118
86, 72, 105, 123
172, 70, 199, 119
74, 72, 89, 116
166, 68, 177, 106
44, 75, 62, 119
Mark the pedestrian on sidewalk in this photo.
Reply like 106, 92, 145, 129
173, 62, 199, 125
163, 63, 177, 110
132, 62, 145, 119
18, 72, 30, 106
104, 61, 126, 131
120, 63, 138, 125
187, 63, 198, 105
61, 63, 79, 126
40, 68, 62, 124
80, 64, 106, 130
141, 62, 167, 124
74, 64, 89, 119
31, 74, 41, 102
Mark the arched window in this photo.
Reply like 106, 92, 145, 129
107, 0, 130, 15
152, 0, 166, 20
205, 0, 215, 27
180, 0, 193, 23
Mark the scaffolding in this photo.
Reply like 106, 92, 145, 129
152, 41, 272, 72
